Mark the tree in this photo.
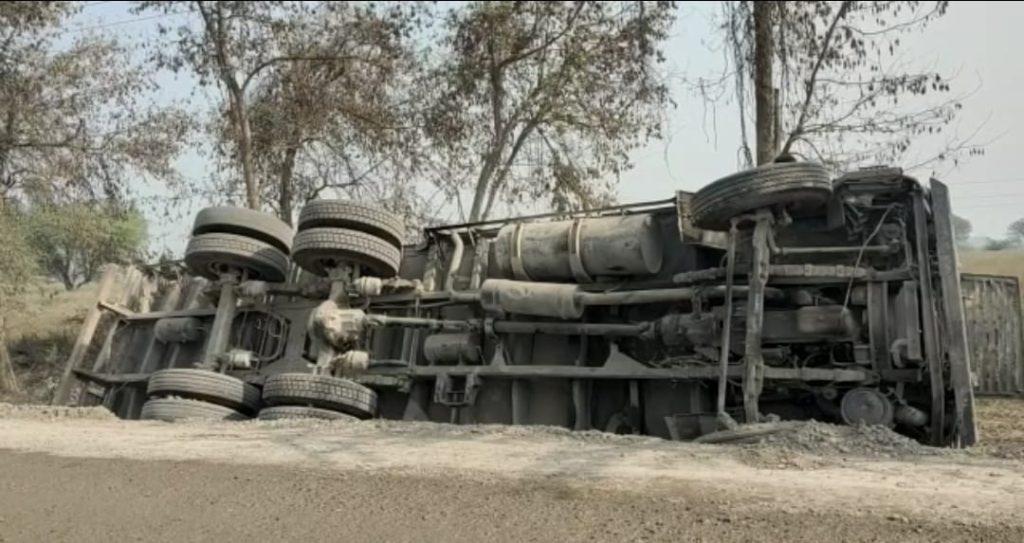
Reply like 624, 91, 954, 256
0, 3, 190, 205
24, 202, 147, 290
0, 207, 36, 393
139, 2, 427, 220
426, 1, 676, 222
952, 214, 972, 245
136, 1, 284, 209
721, 1, 977, 169
983, 237, 1015, 251
0, 2, 183, 393
752, 1, 777, 165
238, 3, 425, 224
1007, 218, 1024, 243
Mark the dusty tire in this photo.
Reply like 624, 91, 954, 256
291, 227, 400, 278
140, 397, 248, 422
298, 200, 404, 248
147, 369, 261, 415
192, 206, 294, 253
258, 405, 359, 422
262, 373, 377, 419
184, 232, 290, 282
691, 162, 832, 231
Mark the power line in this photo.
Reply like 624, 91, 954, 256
943, 177, 1024, 186
954, 202, 1024, 210
66, 11, 187, 34
952, 192, 1024, 200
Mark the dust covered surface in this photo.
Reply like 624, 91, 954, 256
745, 420, 946, 457
0, 402, 116, 421
974, 397, 1024, 459
3, 451, 1022, 543
1, 401, 1024, 541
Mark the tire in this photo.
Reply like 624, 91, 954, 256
184, 232, 290, 282
192, 206, 294, 253
298, 200, 405, 248
147, 369, 262, 415
262, 373, 377, 419
291, 228, 401, 278
691, 162, 832, 231
140, 397, 248, 422
258, 405, 359, 422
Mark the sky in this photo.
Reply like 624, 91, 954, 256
67, 1, 1024, 254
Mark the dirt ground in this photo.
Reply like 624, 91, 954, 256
0, 400, 1023, 542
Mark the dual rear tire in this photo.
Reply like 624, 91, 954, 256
184, 207, 294, 282
183, 201, 405, 281
141, 369, 257, 422
140, 369, 377, 423
291, 201, 404, 278
258, 373, 377, 420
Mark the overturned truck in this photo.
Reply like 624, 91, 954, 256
55, 162, 979, 446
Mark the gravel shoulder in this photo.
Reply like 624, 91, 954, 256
0, 403, 1022, 542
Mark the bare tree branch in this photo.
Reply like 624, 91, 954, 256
779, 1, 853, 156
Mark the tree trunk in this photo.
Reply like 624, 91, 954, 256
469, 43, 506, 223
0, 315, 21, 394
468, 151, 500, 222
753, 1, 777, 165
278, 146, 298, 225
233, 92, 259, 210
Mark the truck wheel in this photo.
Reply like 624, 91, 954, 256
297, 200, 404, 248
140, 397, 248, 422
147, 369, 262, 415
192, 206, 294, 254
691, 162, 832, 231
291, 228, 400, 278
262, 373, 377, 419
184, 232, 290, 282
258, 405, 359, 421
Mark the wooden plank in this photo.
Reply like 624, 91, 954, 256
931, 180, 977, 445
97, 301, 134, 317
52, 266, 121, 405
961, 274, 1024, 395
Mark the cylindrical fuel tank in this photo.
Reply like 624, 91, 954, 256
492, 214, 663, 282
423, 333, 482, 364
154, 317, 204, 344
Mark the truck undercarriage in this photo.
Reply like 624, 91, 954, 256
55, 162, 981, 446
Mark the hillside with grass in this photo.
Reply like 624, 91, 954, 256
961, 250, 1024, 290
2, 281, 99, 403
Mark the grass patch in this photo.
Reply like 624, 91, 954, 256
960, 250, 1024, 286
2, 279, 98, 403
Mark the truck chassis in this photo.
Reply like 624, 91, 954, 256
55, 163, 980, 446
